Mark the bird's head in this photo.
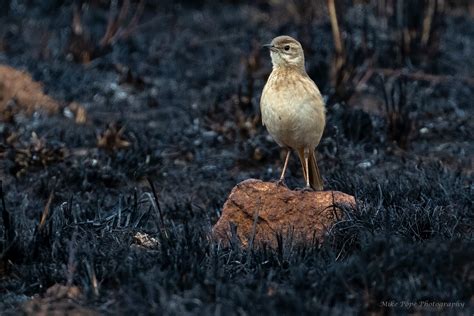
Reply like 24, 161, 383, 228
263, 36, 305, 70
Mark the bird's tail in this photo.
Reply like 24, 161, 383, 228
297, 149, 324, 191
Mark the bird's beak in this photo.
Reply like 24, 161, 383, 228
262, 43, 277, 52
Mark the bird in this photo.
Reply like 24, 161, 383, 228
260, 35, 326, 190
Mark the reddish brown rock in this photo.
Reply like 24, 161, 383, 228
212, 179, 356, 248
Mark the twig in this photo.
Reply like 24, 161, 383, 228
84, 259, 99, 297
72, 4, 84, 36
246, 197, 262, 262
0, 181, 14, 257
66, 228, 78, 287
327, 0, 344, 56
99, 0, 145, 48
99, 0, 120, 48
119, 0, 145, 39
146, 178, 166, 231
356, 67, 474, 90
39, 189, 55, 232
193, 33, 246, 45
421, 0, 437, 47
122, 13, 174, 36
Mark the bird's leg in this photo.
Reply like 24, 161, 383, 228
276, 149, 291, 187
279, 149, 291, 181
304, 148, 309, 188
303, 148, 313, 191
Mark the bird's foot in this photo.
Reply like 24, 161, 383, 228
273, 178, 287, 188
295, 185, 314, 192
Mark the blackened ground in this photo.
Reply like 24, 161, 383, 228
0, 1, 473, 315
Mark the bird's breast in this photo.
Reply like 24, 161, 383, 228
260, 69, 326, 149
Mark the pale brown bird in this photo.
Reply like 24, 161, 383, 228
260, 35, 326, 190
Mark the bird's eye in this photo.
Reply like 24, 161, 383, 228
284, 45, 290, 51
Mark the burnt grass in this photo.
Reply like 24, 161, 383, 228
0, 1, 473, 315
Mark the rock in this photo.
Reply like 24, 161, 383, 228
133, 232, 160, 249
212, 179, 356, 248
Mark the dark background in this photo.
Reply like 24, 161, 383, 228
0, 0, 473, 314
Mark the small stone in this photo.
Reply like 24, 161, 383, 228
357, 161, 372, 169
212, 179, 356, 248
419, 127, 429, 134
133, 232, 160, 249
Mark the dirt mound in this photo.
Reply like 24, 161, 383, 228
22, 284, 98, 316
0, 65, 59, 119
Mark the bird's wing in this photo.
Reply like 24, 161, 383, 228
300, 75, 326, 118
260, 83, 269, 127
